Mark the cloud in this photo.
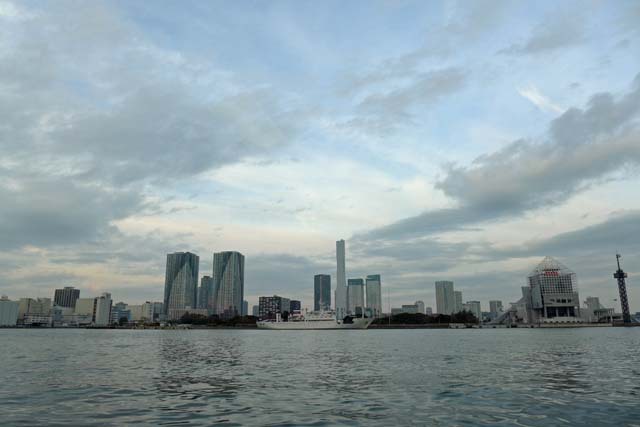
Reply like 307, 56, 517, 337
0, 1, 297, 250
518, 84, 565, 114
362, 73, 640, 241
499, 11, 585, 55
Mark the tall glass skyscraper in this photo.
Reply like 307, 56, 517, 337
314, 274, 331, 311
163, 252, 199, 320
435, 281, 455, 315
213, 251, 245, 318
347, 278, 365, 316
198, 275, 215, 311
365, 274, 382, 318
335, 239, 347, 319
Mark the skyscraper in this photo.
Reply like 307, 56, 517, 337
213, 251, 245, 318
454, 290, 463, 313
243, 300, 249, 316
435, 281, 455, 315
489, 300, 504, 314
347, 278, 365, 316
53, 287, 80, 309
198, 276, 215, 312
163, 252, 199, 321
335, 239, 347, 319
94, 293, 113, 326
366, 274, 382, 317
314, 274, 331, 311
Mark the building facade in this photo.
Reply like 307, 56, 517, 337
464, 301, 482, 321
454, 291, 463, 313
258, 295, 290, 320
213, 251, 244, 318
164, 252, 200, 321
366, 274, 382, 318
53, 287, 80, 309
489, 300, 503, 314
94, 293, 112, 326
335, 239, 348, 320
198, 275, 216, 312
347, 278, 365, 316
314, 274, 331, 311
414, 300, 425, 314
435, 281, 455, 315
0, 296, 19, 326
527, 257, 580, 321
18, 298, 52, 326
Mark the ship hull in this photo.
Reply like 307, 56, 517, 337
257, 318, 372, 330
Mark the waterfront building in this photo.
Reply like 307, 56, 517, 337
464, 301, 482, 321
435, 281, 455, 314
582, 296, 613, 323
314, 274, 331, 311
401, 304, 418, 314
111, 302, 130, 324
454, 291, 463, 313
140, 301, 163, 322
198, 276, 215, 312
347, 278, 365, 316
489, 300, 503, 314
258, 295, 290, 320
213, 251, 244, 319
527, 257, 580, 322
335, 239, 348, 320
18, 298, 52, 326
74, 298, 95, 325
243, 300, 249, 316
425, 306, 433, 315
0, 296, 19, 326
163, 252, 199, 321
366, 275, 382, 318
51, 305, 75, 326
94, 293, 112, 326
128, 304, 145, 322
252, 305, 259, 317
414, 300, 425, 314
290, 300, 301, 313
53, 287, 80, 309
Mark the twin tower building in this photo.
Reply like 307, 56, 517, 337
164, 251, 244, 321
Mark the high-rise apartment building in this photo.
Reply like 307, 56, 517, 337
252, 305, 259, 317
366, 274, 382, 317
198, 276, 215, 312
489, 300, 504, 314
454, 291, 463, 313
314, 274, 331, 311
243, 300, 249, 316
213, 251, 244, 318
414, 300, 425, 314
0, 296, 19, 326
53, 287, 80, 309
335, 239, 348, 320
464, 301, 482, 322
435, 281, 455, 315
94, 293, 112, 326
347, 278, 365, 316
163, 252, 199, 320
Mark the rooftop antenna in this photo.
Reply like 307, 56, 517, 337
614, 253, 631, 324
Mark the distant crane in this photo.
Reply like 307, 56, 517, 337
614, 254, 631, 324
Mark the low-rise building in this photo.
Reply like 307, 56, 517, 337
0, 296, 19, 326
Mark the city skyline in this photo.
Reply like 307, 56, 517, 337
1, 1, 639, 311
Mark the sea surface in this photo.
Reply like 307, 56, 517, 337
1, 328, 640, 426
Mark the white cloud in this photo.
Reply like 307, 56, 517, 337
517, 84, 565, 114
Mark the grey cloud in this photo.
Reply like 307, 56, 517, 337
0, 1, 296, 250
363, 73, 640, 241
0, 175, 145, 250
499, 11, 585, 55
358, 68, 466, 118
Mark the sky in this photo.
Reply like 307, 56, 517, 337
1, 0, 640, 312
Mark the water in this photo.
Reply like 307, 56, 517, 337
1, 328, 640, 426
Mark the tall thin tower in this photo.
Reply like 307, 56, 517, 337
335, 239, 347, 320
614, 254, 631, 324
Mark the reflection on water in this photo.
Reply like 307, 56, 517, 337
2, 328, 640, 425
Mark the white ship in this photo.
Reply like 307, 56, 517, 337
256, 311, 373, 330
